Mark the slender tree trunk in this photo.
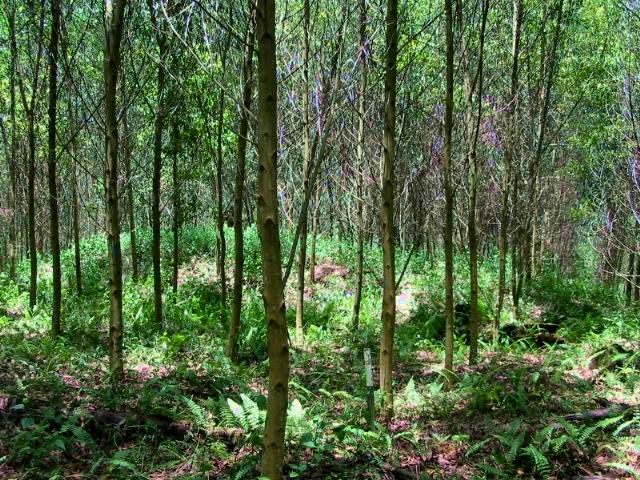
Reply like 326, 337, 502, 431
257, 0, 289, 477
228, 6, 256, 363
103, 0, 127, 378
27, 114, 37, 308
257, 0, 289, 474
309, 189, 319, 284
443, 0, 455, 376
48, 0, 62, 336
13, 3, 46, 309
216, 32, 231, 310
379, 0, 398, 420
295, 0, 312, 346
511, 169, 520, 320
460, 0, 489, 366
149, 1, 167, 326
495, 0, 522, 339
352, 0, 368, 330
7, 5, 17, 280
72, 155, 82, 294
123, 99, 138, 281
523, 0, 564, 283
171, 120, 180, 295
634, 253, 640, 303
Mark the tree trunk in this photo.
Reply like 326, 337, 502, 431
171, 120, 180, 295
12, 4, 46, 309
228, 5, 256, 363
352, 0, 368, 330
216, 32, 231, 311
443, 0, 455, 377
379, 0, 398, 420
7, 4, 18, 281
523, 0, 564, 283
72, 155, 83, 294
495, 0, 522, 341
295, 0, 312, 346
459, 0, 489, 366
48, 0, 62, 336
123, 98, 138, 282
511, 169, 520, 320
257, 0, 289, 477
103, 0, 127, 378
149, 0, 167, 326
626, 250, 635, 303
309, 189, 319, 284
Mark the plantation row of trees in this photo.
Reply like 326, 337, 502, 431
1, 0, 640, 477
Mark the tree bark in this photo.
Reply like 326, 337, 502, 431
216, 31, 232, 311
309, 188, 319, 284
295, 0, 312, 347
443, 0, 455, 377
123, 94, 138, 282
256, 0, 289, 477
495, 0, 523, 341
459, 0, 489, 366
171, 119, 180, 295
48, 0, 62, 336
72, 154, 83, 294
352, 0, 368, 330
7, 4, 18, 281
379, 0, 398, 420
149, 0, 168, 326
103, 0, 127, 378
523, 0, 564, 283
12, 3, 46, 308
228, 4, 256, 363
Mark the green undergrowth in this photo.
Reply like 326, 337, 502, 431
1, 225, 638, 479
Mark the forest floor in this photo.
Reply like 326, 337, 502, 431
0, 228, 639, 479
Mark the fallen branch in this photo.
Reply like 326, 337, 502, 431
92, 410, 243, 441
563, 403, 636, 422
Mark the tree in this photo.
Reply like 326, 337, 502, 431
47, 0, 62, 336
228, 2, 256, 363
294, 0, 311, 346
379, 0, 398, 419
216, 28, 231, 312
11, 0, 46, 309
352, 0, 368, 329
148, 0, 168, 326
103, 0, 127, 377
256, 0, 289, 477
494, 0, 523, 341
458, 0, 489, 365
443, 0, 455, 377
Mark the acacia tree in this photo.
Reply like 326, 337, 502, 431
148, 0, 168, 326
443, 0, 455, 376
495, 0, 523, 340
6, 1, 18, 281
294, 0, 311, 346
352, 0, 368, 329
256, 0, 289, 477
459, 0, 489, 365
11, 0, 46, 309
103, 0, 127, 377
47, 0, 62, 336
228, 2, 256, 363
379, 0, 398, 419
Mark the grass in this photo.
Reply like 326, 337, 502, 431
0, 224, 639, 479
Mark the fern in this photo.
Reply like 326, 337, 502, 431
523, 445, 552, 477
466, 438, 491, 458
506, 431, 525, 464
222, 394, 265, 435
182, 396, 207, 428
